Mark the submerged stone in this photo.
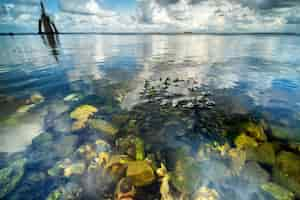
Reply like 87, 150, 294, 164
63, 93, 82, 102
70, 105, 98, 131
273, 151, 300, 198
246, 143, 276, 166
116, 136, 145, 160
88, 118, 118, 136
261, 182, 295, 200
271, 125, 300, 142
126, 161, 155, 187
63, 162, 86, 177
47, 183, 83, 200
114, 177, 136, 200
16, 104, 36, 114
234, 133, 258, 149
0, 158, 26, 199
239, 122, 267, 142
29, 92, 45, 104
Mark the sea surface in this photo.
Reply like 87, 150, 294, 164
0, 34, 300, 200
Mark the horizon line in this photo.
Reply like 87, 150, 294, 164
1, 32, 300, 36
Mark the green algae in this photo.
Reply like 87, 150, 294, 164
0, 159, 26, 199
261, 182, 295, 200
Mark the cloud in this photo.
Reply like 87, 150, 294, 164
135, 0, 300, 32
58, 0, 116, 17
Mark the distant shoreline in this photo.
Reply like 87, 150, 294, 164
1, 32, 300, 36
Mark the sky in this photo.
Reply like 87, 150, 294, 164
0, 0, 300, 33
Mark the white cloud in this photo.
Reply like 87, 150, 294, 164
58, 0, 116, 17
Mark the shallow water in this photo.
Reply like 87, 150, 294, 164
0, 34, 300, 199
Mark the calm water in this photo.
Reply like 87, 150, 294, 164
0, 34, 300, 199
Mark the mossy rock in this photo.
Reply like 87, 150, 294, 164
88, 118, 118, 136
70, 105, 98, 131
63, 162, 86, 177
272, 151, 300, 198
235, 133, 258, 149
276, 151, 300, 178
271, 125, 300, 142
239, 122, 267, 142
261, 182, 295, 200
116, 136, 145, 160
246, 143, 276, 166
0, 158, 26, 199
126, 161, 155, 187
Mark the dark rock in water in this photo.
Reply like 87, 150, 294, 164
240, 161, 270, 185
270, 125, 300, 142
246, 143, 276, 166
0, 158, 26, 199
116, 136, 145, 160
272, 151, 300, 198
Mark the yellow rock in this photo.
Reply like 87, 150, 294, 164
30, 92, 44, 104
126, 161, 155, 187
235, 133, 258, 149
70, 105, 98, 131
240, 122, 267, 142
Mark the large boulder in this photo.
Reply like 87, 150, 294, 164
246, 143, 276, 166
239, 122, 267, 142
126, 161, 155, 187
0, 158, 26, 198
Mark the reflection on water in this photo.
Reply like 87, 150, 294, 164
0, 35, 300, 199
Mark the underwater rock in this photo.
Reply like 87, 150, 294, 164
105, 155, 132, 179
246, 143, 276, 166
88, 118, 118, 136
95, 139, 111, 153
31, 132, 53, 149
63, 162, 86, 177
29, 92, 45, 104
240, 161, 270, 185
46, 183, 83, 200
126, 161, 155, 187
276, 151, 300, 178
53, 135, 78, 158
193, 187, 219, 200
261, 182, 295, 200
116, 136, 145, 160
114, 177, 136, 200
0, 158, 26, 199
239, 122, 267, 142
63, 93, 82, 102
112, 114, 130, 127
234, 133, 258, 149
70, 105, 98, 131
157, 163, 175, 200
272, 151, 300, 198
16, 104, 36, 113
271, 125, 300, 142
